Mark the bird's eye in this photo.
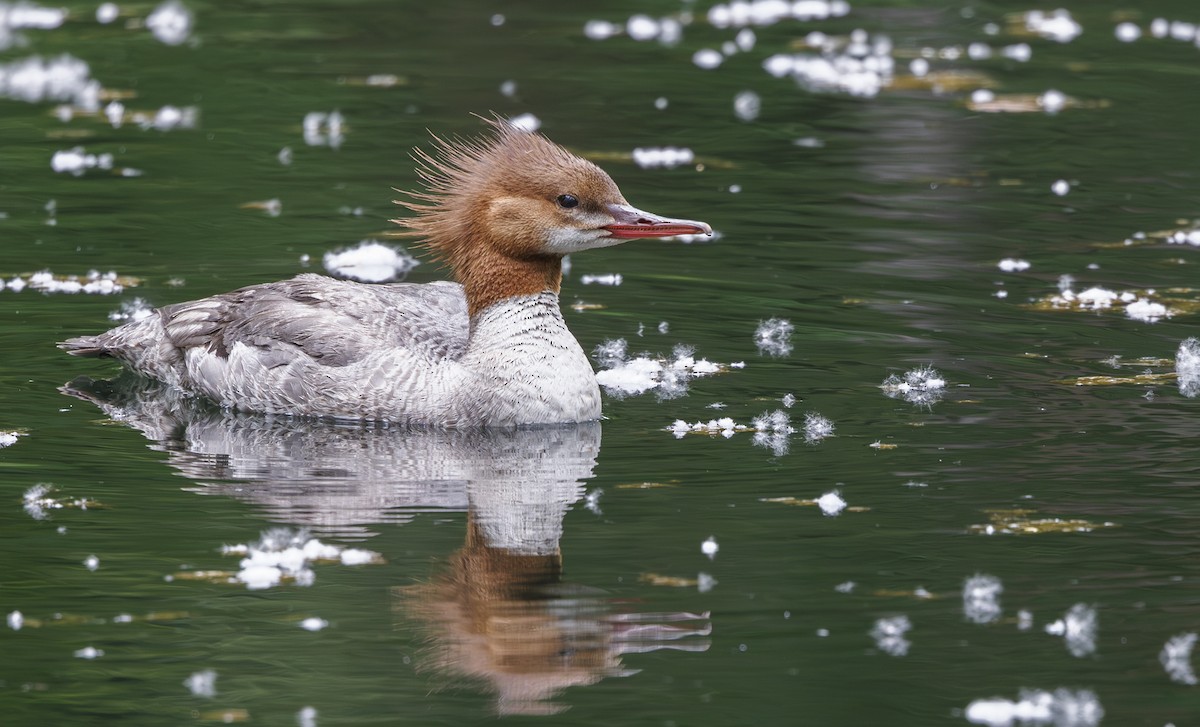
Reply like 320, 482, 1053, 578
556, 194, 579, 209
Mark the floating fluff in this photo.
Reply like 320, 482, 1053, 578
631, 146, 694, 169
870, 615, 911, 657
815, 490, 846, 516
580, 273, 622, 286
183, 669, 217, 697
1177, 338, 1200, 398
0, 54, 101, 109
595, 341, 726, 399
506, 112, 540, 132
964, 689, 1103, 727
50, 147, 113, 176
880, 365, 946, 406
219, 528, 384, 590
1160, 632, 1198, 685
1022, 9, 1082, 43
962, 573, 1002, 624
322, 240, 419, 283
1044, 603, 1098, 658
302, 110, 344, 149
146, 0, 193, 46
997, 258, 1030, 272
755, 317, 793, 356
802, 412, 835, 443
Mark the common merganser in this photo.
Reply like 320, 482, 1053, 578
59, 120, 711, 426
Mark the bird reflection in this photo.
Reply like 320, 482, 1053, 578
62, 374, 711, 715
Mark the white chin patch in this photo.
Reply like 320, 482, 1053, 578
544, 220, 620, 253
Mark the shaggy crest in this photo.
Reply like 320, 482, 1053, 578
391, 118, 616, 272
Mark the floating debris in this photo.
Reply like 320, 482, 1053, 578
802, 412, 835, 443
1051, 179, 1071, 197
815, 490, 846, 516
751, 409, 795, 455
0, 430, 22, 448
759, 495, 869, 514
869, 441, 898, 450
322, 240, 419, 283
23, 483, 102, 520
506, 112, 540, 132
84, 554, 100, 572
764, 29, 894, 98
964, 689, 1103, 727
755, 317, 793, 356
962, 574, 1002, 624
0, 54, 101, 109
580, 273, 622, 286
640, 573, 707, 588
1044, 603, 1098, 658
1177, 338, 1200, 398
997, 258, 1030, 272
1029, 282, 1189, 322
965, 90, 1107, 114
700, 536, 718, 560
615, 481, 678, 490
733, 90, 761, 121
74, 646, 104, 659
1013, 9, 1082, 43
299, 617, 328, 632
146, 0, 193, 46
184, 669, 217, 697
570, 300, 605, 312
969, 508, 1116, 536
870, 615, 911, 657
596, 341, 727, 399
1160, 632, 1198, 685
50, 146, 113, 176
880, 365, 946, 406
175, 528, 383, 590
239, 198, 282, 217
584, 488, 602, 514
107, 297, 154, 322
631, 146, 694, 169
668, 417, 755, 438
302, 110, 344, 149
7, 610, 23, 630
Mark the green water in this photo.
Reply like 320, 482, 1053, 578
3, 1, 1200, 724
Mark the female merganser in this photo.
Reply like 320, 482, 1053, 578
59, 120, 711, 426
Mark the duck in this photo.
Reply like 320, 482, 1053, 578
59, 119, 711, 426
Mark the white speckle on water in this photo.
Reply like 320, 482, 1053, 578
998, 258, 1030, 272
339, 549, 377, 566
733, 90, 761, 121
507, 112, 540, 132
1023, 9, 1082, 43
1038, 89, 1067, 114
626, 14, 658, 41
96, 2, 119, 24
803, 412, 835, 443
302, 110, 344, 149
584, 488, 603, 515
962, 573, 1002, 624
834, 581, 855, 594
870, 615, 911, 657
1051, 179, 1070, 196
51, 146, 113, 176
1176, 338, 1200, 398
297, 706, 318, 727
1017, 609, 1034, 631
971, 88, 995, 104
228, 528, 383, 590
1160, 632, 1198, 685
583, 19, 619, 40
146, 0, 192, 46
108, 297, 154, 322
964, 689, 1103, 727
881, 365, 946, 406
755, 317, 793, 356
697, 572, 717, 593
693, 48, 724, 69
84, 554, 100, 571
1150, 17, 1169, 38
1125, 298, 1169, 323
816, 490, 846, 516
909, 58, 929, 77
323, 240, 418, 283
299, 617, 328, 631
1044, 603, 1097, 657
701, 536, 719, 559
631, 146, 694, 169
580, 273, 622, 286
184, 669, 217, 697
1115, 22, 1141, 42
74, 646, 105, 659
7, 610, 23, 630
0, 431, 20, 448
1002, 43, 1033, 62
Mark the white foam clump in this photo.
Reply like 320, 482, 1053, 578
226, 528, 382, 590
880, 365, 946, 406
962, 573, 1003, 624
734, 90, 761, 121
751, 409, 795, 456
803, 412, 834, 443
1177, 338, 1200, 398
1114, 22, 1140, 42
7, 610, 24, 630
1023, 9, 1082, 43
870, 615, 912, 657
96, 3, 119, 24
1167, 228, 1200, 246
631, 146, 694, 169
1160, 632, 1198, 685
595, 341, 724, 399
1038, 89, 1067, 114
762, 29, 894, 98
145, 0, 193, 46
580, 273, 622, 286
183, 669, 217, 697
998, 258, 1030, 272
693, 48, 724, 69
0, 431, 20, 448
51, 147, 113, 176
0, 54, 101, 109
964, 688, 1103, 727
302, 110, 345, 149
1051, 179, 1070, 197
14, 269, 126, 295
323, 240, 418, 283
1044, 603, 1097, 658
1124, 298, 1169, 323
701, 535, 718, 559
583, 19, 619, 40
1, 1, 65, 38
624, 14, 683, 45
755, 317, 793, 356
74, 646, 104, 659
299, 617, 329, 631
108, 297, 155, 322
130, 104, 199, 132
506, 112, 540, 132
708, 0, 850, 29
816, 490, 846, 516
667, 417, 754, 439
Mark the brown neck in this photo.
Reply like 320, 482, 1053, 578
454, 248, 563, 317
